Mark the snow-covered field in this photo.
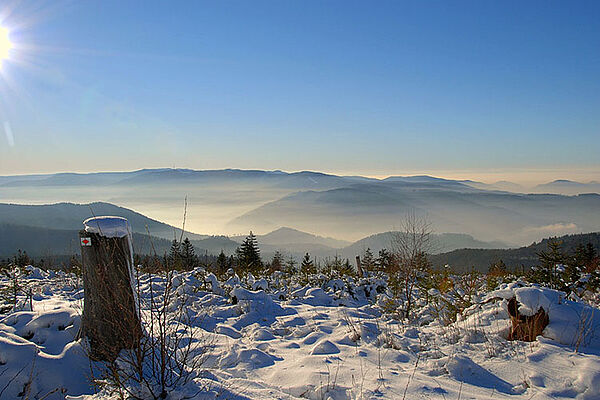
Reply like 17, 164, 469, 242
1, 268, 600, 399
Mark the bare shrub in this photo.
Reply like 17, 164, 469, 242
92, 258, 212, 399
391, 212, 433, 320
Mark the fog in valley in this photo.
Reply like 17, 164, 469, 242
1, 169, 598, 246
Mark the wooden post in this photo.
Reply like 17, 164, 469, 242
79, 216, 142, 361
356, 255, 363, 278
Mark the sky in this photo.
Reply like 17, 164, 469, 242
0, 0, 598, 184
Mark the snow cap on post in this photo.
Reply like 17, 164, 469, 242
83, 216, 132, 238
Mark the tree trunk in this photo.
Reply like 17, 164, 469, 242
79, 229, 142, 361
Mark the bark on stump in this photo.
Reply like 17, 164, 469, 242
506, 297, 549, 342
79, 219, 142, 361
356, 255, 363, 278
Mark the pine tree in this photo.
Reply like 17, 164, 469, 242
574, 242, 598, 273
327, 255, 354, 277
270, 251, 284, 273
236, 231, 262, 275
168, 240, 182, 269
376, 248, 393, 274
216, 250, 229, 277
180, 238, 197, 270
284, 255, 297, 276
300, 253, 316, 278
338, 258, 355, 276
362, 248, 376, 273
534, 239, 567, 289
488, 260, 507, 276
13, 250, 32, 268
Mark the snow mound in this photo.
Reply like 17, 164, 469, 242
230, 286, 287, 330
0, 307, 91, 399
231, 287, 280, 314
25, 266, 48, 280
253, 327, 276, 341
220, 344, 279, 369
215, 323, 242, 339
311, 339, 340, 355
303, 288, 333, 306
252, 278, 269, 291
205, 272, 224, 295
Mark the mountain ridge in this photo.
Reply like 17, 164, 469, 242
0, 202, 515, 262
2, 169, 598, 244
0, 202, 207, 241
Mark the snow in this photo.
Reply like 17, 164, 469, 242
1, 269, 600, 399
311, 339, 340, 355
83, 216, 132, 238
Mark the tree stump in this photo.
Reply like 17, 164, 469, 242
79, 216, 142, 361
356, 255, 363, 278
506, 297, 549, 342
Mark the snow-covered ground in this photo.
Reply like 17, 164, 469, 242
1, 268, 600, 399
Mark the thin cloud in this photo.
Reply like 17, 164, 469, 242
524, 223, 579, 235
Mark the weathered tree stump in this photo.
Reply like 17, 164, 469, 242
356, 255, 363, 278
79, 216, 142, 361
506, 297, 549, 342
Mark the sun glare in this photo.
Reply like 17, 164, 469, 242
0, 26, 13, 63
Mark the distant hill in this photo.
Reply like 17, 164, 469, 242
2, 207, 598, 276
0, 223, 236, 261
462, 180, 525, 193
0, 171, 142, 187
228, 228, 509, 261
0, 202, 207, 241
231, 227, 351, 248
0, 168, 372, 191
534, 180, 600, 195
431, 232, 600, 273
193, 236, 239, 256
229, 181, 600, 244
0, 223, 175, 259
342, 232, 508, 257
0, 205, 513, 263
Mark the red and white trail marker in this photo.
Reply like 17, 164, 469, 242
80, 237, 92, 246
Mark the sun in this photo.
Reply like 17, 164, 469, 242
0, 25, 13, 62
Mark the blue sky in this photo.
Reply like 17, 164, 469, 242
0, 0, 598, 182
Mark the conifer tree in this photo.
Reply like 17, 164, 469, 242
362, 248, 376, 273
327, 255, 354, 277
284, 255, 297, 276
534, 239, 567, 289
13, 250, 33, 268
270, 251, 284, 273
574, 242, 598, 273
488, 260, 507, 276
180, 237, 197, 270
168, 240, 182, 269
300, 253, 316, 278
338, 258, 355, 276
376, 248, 393, 274
236, 231, 262, 275
215, 250, 229, 277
